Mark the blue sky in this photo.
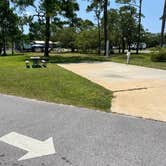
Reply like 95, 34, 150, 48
77, 0, 164, 33
24, 0, 164, 33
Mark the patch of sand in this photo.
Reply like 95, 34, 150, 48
59, 62, 166, 122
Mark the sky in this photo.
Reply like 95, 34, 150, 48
77, 0, 164, 33
24, 0, 164, 34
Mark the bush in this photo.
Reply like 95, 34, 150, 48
151, 48, 166, 62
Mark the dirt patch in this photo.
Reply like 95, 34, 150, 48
111, 81, 166, 122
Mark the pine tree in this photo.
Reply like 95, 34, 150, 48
161, 0, 166, 47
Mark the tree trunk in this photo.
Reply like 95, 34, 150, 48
71, 47, 75, 52
44, 14, 50, 57
128, 42, 131, 52
3, 38, 7, 56
136, 0, 143, 54
161, 0, 166, 47
118, 44, 121, 53
97, 17, 101, 55
122, 38, 125, 54
104, 0, 108, 56
0, 46, 2, 55
12, 41, 14, 56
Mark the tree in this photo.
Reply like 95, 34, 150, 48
61, 0, 79, 27
161, 0, 166, 47
11, 0, 34, 8
8, 12, 20, 55
29, 21, 45, 41
76, 18, 94, 31
104, 0, 108, 55
75, 28, 98, 53
106, 2, 138, 53
107, 9, 121, 53
55, 27, 77, 52
0, 0, 20, 55
119, 5, 138, 52
137, 0, 143, 54
87, 0, 109, 55
143, 32, 160, 48
116, 0, 143, 54
12, 0, 79, 57
17, 15, 32, 51
87, 0, 103, 54
0, 0, 10, 55
54, 19, 94, 52
40, 0, 79, 56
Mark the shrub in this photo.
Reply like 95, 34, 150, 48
151, 48, 166, 62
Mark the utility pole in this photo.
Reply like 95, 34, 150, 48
161, 0, 166, 47
136, 0, 142, 54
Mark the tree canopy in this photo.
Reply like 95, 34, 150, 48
0, 0, 163, 56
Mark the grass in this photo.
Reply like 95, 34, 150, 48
33, 52, 166, 70
111, 53, 166, 70
23, 52, 110, 63
49, 54, 109, 63
0, 54, 112, 112
2, 51, 165, 112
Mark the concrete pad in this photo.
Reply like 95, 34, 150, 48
59, 62, 166, 122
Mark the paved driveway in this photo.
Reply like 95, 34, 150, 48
1, 94, 166, 165
59, 62, 166, 122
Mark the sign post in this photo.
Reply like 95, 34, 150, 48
106, 40, 109, 57
127, 51, 131, 64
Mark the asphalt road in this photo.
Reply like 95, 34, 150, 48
0, 94, 166, 166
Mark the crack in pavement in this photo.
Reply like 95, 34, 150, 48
113, 87, 148, 93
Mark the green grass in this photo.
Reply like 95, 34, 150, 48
0, 55, 112, 112
23, 52, 110, 63
111, 53, 166, 70
2, 51, 164, 112
48, 52, 166, 70
49, 54, 109, 63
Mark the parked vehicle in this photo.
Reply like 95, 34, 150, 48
31, 44, 44, 52
130, 43, 147, 50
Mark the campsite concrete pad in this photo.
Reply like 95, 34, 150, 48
1, 94, 166, 165
59, 62, 166, 122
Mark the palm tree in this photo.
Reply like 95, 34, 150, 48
161, 0, 166, 47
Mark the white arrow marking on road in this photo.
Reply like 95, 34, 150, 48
0, 132, 56, 161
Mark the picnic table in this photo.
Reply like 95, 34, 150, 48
30, 56, 41, 68
25, 56, 47, 68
